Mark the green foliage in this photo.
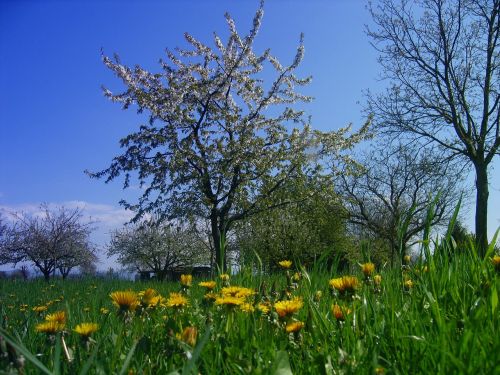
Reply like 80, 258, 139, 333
88, 2, 370, 273
234, 177, 353, 272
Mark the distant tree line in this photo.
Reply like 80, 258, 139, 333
0, 205, 97, 280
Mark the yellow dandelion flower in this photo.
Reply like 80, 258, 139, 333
180, 274, 192, 287
278, 260, 292, 269
204, 292, 218, 302
45, 311, 66, 324
491, 255, 500, 272
100, 307, 109, 314
35, 321, 64, 334
215, 296, 245, 308
139, 288, 161, 307
274, 297, 303, 318
332, 304, 352, 321
373, 275, 382, 285
166, 292, 189, 309
314, 290, 323, 302
198, 281, 217, 290
180, 326, 198, 346
292, 272, 301, 282
221, 286, 255, 299
257, 302, 271, 314
361, 262, 375, 277
219, 273, 230, 281
403, 255, 411, 264
403, 279, 414, 290
329, 277, 344, 291
74, 323, 99, 338
32, 305, 48, 313
285, 321, 304, 333
329, 276, 360, 294
110, 291, 139, 312
240, 303, 255, 313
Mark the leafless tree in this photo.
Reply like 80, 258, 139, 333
367, 0, 500, 255
339, 144, 464, 265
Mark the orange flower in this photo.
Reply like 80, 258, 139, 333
180, 326, 198, 346
332, 304, 351, 321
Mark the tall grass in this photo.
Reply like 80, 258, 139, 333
1, 218, 499, 374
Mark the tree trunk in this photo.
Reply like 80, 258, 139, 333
474, 162, 489, 257
42, 270, 51, 282
156, 269, 167, 281
210, 212, 227, 273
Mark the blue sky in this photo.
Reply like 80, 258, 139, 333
1, 0, 498, 270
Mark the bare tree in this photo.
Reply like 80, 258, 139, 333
0, 205, 96, 281
339, 144, 464, 265
367, 0, 500, 256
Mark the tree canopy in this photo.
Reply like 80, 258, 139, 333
89, 2, 369, 272
108, 222, 207, 280
0, 205, 97, 280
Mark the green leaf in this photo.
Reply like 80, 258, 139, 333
0, 327, 53, 375
272, 351, 293, 375
491, 284, 498, 315
79, 343, 100, 375
118, 340, 138, 375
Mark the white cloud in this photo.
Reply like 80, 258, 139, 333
0, 201, 134, 229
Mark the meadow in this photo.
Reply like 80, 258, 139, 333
1, 247, 499, 374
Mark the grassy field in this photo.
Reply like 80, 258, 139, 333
1, 249, 499, 374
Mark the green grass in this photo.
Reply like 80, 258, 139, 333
1, 248, 499, 374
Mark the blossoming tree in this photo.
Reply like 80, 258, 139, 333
88, 2, 368, 272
